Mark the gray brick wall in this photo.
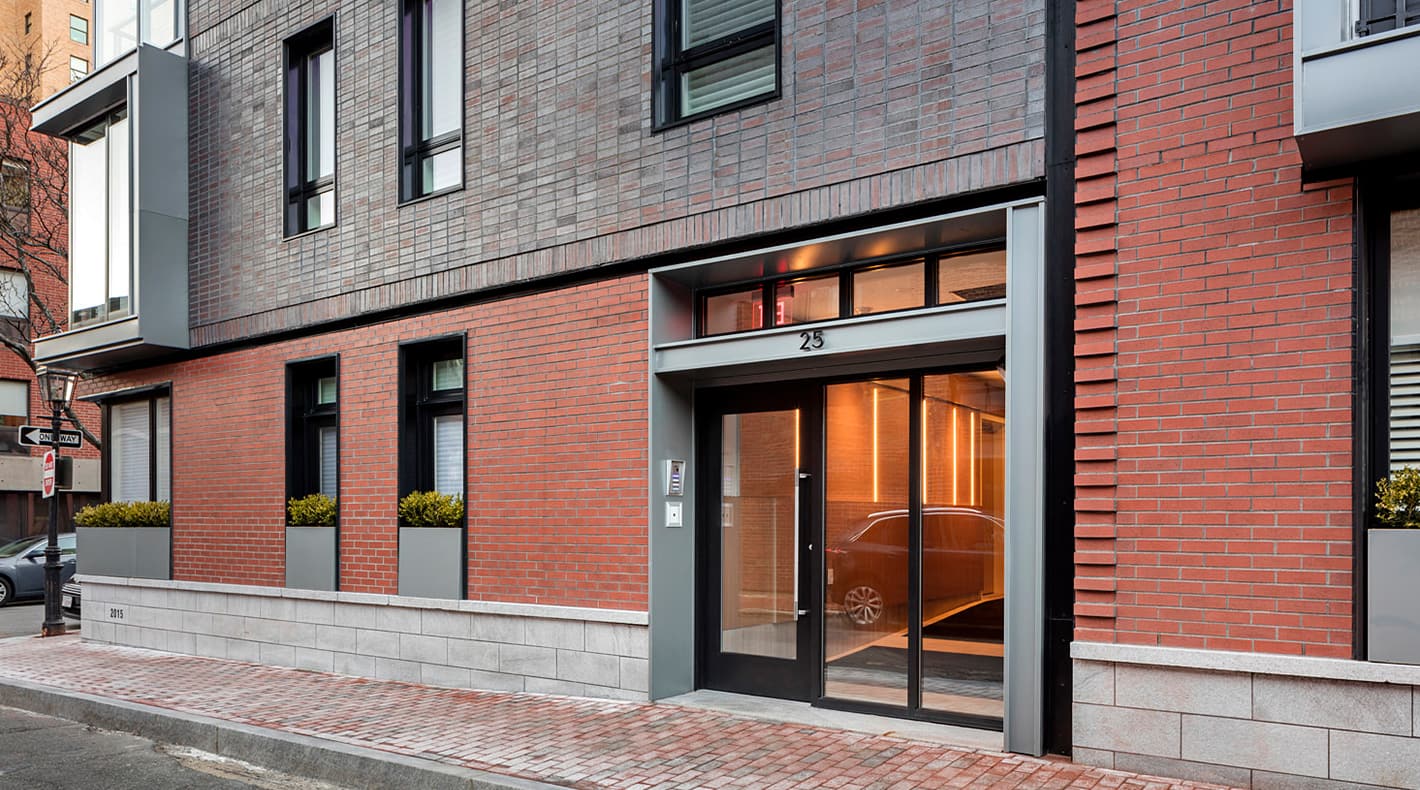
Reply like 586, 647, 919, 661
185, 0, 1045, 345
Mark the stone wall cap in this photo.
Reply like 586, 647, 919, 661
1072, 641, 1420, 685
77, 576, 648, 626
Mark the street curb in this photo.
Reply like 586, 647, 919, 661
0, 673, 565, 790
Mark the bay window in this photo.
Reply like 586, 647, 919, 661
70, 110, 131, 327
95, 0, 181, 67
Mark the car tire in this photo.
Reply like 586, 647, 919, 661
842, 583, 885, 628
0, 577, 12, 607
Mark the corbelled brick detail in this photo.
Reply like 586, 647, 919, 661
1075, 0, 1356, 656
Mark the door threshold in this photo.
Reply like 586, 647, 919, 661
659, 689, 1004, 752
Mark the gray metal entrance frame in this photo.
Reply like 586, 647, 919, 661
647, 199, 1046, 755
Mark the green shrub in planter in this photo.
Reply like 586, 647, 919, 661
398, 491, 464, 528
288, 493, 338, 526
73, 500, 171, 528
1376, 466, 1420, 528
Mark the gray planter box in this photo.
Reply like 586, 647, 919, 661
398, 527, 463, 600
286, 526, 337, 591
1368, 529, 1420, 664
76, 527, 171, 580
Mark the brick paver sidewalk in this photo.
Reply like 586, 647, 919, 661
0, 635, 1231, 789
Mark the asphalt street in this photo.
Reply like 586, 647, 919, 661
0, 600, 77, 639
0, 705, 351, 789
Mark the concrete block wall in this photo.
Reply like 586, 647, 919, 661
81, 577, 650, 701
1073, 642, 1420, 789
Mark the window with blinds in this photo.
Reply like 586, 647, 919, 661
658, 0, 778, 126
107, 395, 170, 502
0, 380, 25, 455
287, 358, 339, 507
399, 338, 465, 511
1390, 208, 1420, 469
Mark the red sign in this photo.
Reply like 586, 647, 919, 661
41, 449, 55, 499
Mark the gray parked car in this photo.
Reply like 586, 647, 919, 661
0, 533, 77, 606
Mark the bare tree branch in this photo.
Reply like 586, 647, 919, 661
0, 41, 102, 449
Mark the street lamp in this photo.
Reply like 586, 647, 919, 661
36, 366, 79, 638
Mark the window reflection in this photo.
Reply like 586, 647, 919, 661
703, 287, 763, 336
853, 261, 924, 316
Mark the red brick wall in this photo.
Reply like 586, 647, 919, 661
86, 275, 649, 610
1073, 0, 1355, 657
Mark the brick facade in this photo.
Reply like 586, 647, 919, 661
185, 0, 1046, 346
87, 275, 647, 609
1073, 0, 1355, 657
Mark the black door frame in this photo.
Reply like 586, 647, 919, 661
695, 382, 823, 701
695, 368, 1006, 732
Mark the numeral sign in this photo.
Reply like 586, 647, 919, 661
798, 330, 824, 351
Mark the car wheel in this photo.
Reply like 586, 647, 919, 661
842, 583, 885, 627
0, 577, 12, 607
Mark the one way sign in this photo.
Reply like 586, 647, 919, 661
18, 425, 84, 449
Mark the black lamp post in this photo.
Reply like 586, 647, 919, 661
36, 366, 78, 638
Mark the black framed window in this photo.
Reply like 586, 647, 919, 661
696, 246, 1007, 337
287, 358, 339, 502
105, 392, 171, 502
399, 0, 463, 202
1357, 0, 1420, 36
399, 338, 465, 499
70, 15, 89, 44
284, 20, 336, 236
655, 0, 779, 128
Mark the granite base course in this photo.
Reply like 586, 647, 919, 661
79, 575, 649, 701
1072, 642, 1420, 789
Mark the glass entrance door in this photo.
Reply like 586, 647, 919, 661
697, 370, 1005, 725
821, 372, 1005, 726
697, 385, 820, 700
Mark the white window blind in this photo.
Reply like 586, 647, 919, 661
1391, 344, 1420, 469
155, 396, 170, 500
682, 0, 774, 47
432, 414, 463, 496
0, 381, 24, 417
317, 376, 337, 405
110, 400, 151, 502
319, 425, 338, 499
1392, 208, 1420, 470
682, 48, 775, 117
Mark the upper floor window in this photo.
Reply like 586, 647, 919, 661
287, 358, 339, 502
284, 20, 336, 236
108, 394, 171, 502
70, 15, 89, 44
1357, 0, 1420, 36
0, 269, 30, 342
24, 13, 32, 35
400, 339, 465, 499
70, 110, 131, 327
0, 381, 25, 456
70, 56, 90, 82
655, 0, 779, 128
399, 0, 464, 201
95, 0, 181, 67
1, 159, 28, 230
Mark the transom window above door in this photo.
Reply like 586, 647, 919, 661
697, 247, 1006, 338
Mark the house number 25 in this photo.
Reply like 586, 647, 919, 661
798, 330, 825, 351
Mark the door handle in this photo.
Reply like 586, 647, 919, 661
797, 609, 809, 616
